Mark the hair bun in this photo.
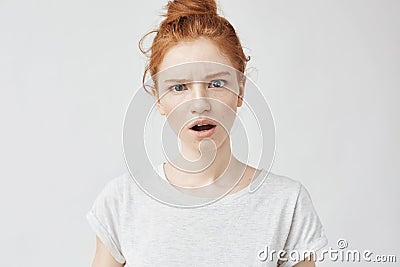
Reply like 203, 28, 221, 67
164, 0, 218, 23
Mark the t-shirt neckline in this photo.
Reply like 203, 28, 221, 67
156, 162, 269, 205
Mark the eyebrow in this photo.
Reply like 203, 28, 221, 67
163, 71, 231, 84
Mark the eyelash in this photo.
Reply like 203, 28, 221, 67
170, 84, 186, 92
169, 79, 227, 92
209, 79, 226, 88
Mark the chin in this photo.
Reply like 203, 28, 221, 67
195, 135, 229, 152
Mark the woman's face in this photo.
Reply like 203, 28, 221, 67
155, 37, 245, 152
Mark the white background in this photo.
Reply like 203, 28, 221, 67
0, 0, 399, 266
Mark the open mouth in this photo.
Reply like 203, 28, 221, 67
190, 124, 216, 132
188, 119, 217, 138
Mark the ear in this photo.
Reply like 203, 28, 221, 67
151, 87, 166, 115
237, 75, 246, 107
156, 100, 167, 115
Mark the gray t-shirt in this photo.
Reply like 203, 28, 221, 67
86, 165, 328, 266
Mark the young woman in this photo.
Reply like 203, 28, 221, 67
87, 1, 328, 266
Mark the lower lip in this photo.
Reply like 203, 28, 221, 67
189, 126, 216, 138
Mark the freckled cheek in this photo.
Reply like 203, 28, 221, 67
160, 98, 182, 115
210, 104, 237, 131
216, 98, 239, 113
161, 99, 192, 134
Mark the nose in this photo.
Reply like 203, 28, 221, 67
189, 83, 211, 114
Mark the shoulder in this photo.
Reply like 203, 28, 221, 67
262, 171, 303, 196
251, 171, 310, 209
94, 171, 137, 204
103, 171, 133, 190
265, 171, 301, 187
87, 171, 139, 227
266, 172, 318, 206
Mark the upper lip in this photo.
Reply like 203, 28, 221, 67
188, 118, 217, 129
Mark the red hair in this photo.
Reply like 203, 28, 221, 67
139, 0, 250, 95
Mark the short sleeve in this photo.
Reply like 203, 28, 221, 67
86, 177, 126, 264
278, 184, 328, 267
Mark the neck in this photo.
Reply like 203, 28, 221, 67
166, 137, 237, 187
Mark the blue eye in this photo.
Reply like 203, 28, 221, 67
209, 79, 225, 88
170, 84, 186, 92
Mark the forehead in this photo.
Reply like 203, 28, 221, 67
158, 37, 234, 73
